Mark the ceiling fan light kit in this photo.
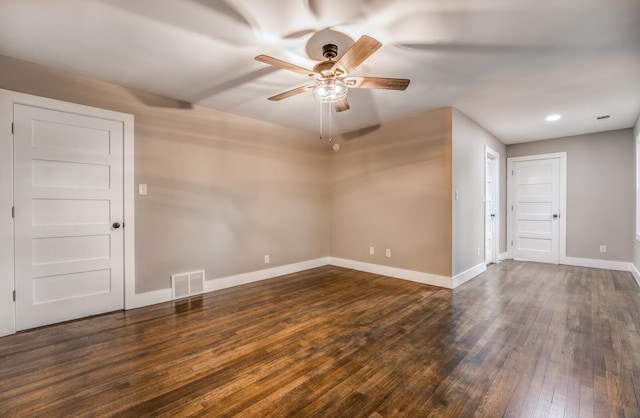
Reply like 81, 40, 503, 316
312, 78, 348, 102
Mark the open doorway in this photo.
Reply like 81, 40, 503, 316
485, 147, 500, 264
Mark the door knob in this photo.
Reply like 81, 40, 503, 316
490, 213, 496, 218
112, 222, 121, 229
552, 214, 559, 219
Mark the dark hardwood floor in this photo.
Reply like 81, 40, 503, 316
1, 261, 639, 417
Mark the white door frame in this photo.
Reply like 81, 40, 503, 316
485, 146, 500, 264
507, 152, 567, 263
0, 89, 135, 336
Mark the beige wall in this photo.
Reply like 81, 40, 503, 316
18, 51, 624, 293
330, 108, 453, 277
452, 109, 507, 275
0, 55, 330, 293
508, 129, 634, 262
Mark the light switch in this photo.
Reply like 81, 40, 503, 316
138, 184, 147, 195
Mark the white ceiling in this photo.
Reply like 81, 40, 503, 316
1, 0, 639, 144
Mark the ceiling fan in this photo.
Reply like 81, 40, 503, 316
255, 35, 410, 112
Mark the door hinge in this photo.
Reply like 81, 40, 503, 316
12, 206, 15, 218
511, 205, 514, 211
511, 170, 514, 176
11, 122, 14, 134
13, 290, 15, 301
511, 240, 513, 247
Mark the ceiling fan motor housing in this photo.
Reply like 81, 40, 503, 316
322, 44, 338, 59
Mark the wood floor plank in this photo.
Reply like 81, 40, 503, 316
1, 262, 639, 417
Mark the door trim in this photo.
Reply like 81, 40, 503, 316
507, 152, 567, 264
485, 146, 500, 264
0, 89, 135, 336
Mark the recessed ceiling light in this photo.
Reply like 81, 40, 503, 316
545, 114, 562, 122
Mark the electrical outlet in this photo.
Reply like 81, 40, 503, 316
264, 255, 270, 264
599, 245, 607, 253
385, 249, 391, 258
369, 246, 375, 255
138, 183, 147, 195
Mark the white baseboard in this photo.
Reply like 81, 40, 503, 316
328, 257, 453, 289
126, 257, 330, 310
561, 256, 633, 272
126, 288, 172, 310
204, 257, 329, 293
630, 264, 640, 288
453, 263, 486, 288
20, 254, 639, 337
498, 252, 509, 262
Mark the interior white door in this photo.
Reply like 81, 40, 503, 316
511, 157, 560, 264
14, 104, 124, 330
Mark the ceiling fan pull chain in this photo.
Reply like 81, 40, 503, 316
319, 100, 323, 140
329, 102, 332, 143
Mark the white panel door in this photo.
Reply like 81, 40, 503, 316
14, 104, 124, 330
511, 157, 560, 264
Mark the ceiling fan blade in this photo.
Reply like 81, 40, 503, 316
255, 55, 314, 76
333, 97, 350, 112
332, 35, 382, 74
268, 84, 314, 101
346, 76, 410, 90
